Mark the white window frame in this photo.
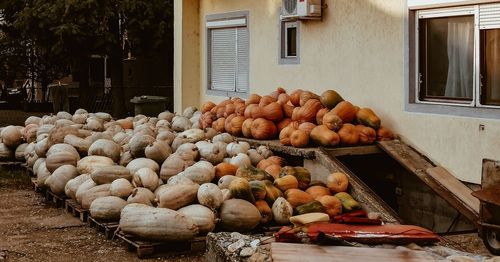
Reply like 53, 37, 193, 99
206, 11, 250, 97
414, 3, 500, 109
279, 20, 300, 64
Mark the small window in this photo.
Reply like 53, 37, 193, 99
280, 21, 299, 64
206, 12, 249, 96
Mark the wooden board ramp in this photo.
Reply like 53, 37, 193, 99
271, 242, 435, 262
0, 161, 26, 170
378, 139, 479, 222
88, 216, 119, 240
65, 199, 89, 222
44, 190, 66, 208
115, 231, 206, 258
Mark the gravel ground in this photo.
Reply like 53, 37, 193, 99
0, 167, 205, 262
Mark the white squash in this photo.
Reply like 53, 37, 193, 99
157, 183, 199, 210
257, 145, 273, 159
89, 196, 127, 221
156, 130, 176, 145
178, 128, 205, 143
64, 134, 92, 154
178, 204, 216, 234
110, 178, 134, 198
127, 187, 156, 206
167, 175, 195, 185
132, 168, 159, 191
158, 111, 175, 122
15, 143, 28, 160
204, 128, 217, 141
182, 106, 197, 119
56, 111, 73, 120
33, 157, 45, 176
24, 116, 42, 126
91, 165, 132, 184
195, 141, 226, 165
34, 137, 49, 157
221, 189, 232, 201
46, 143, 79, 157
75, 179, 98, 204
88, 139, 121, 163
65, 174, 91, 200
229, 153, 251, 168
129, 134, 156, 158
212, 133, 234, 144
217, 175, 238, 190
226, 141, 250, 157
119, 151, 134, 166
171, 116, 192, 132
77, 155, 115, 174
197, 183, 223, 210
219, 199, 261, 232
144, 140, 171, 164
247, 149, 265, 166
45, 165, 79, 195
159, 152, 196, 181
126, 158, 159, 175
113, 132, 131, 146
119, 203, 199, 241
80, 184, 111, 209
36, 162, 51, 188
45, 151, 80, 172
95, 112, 112, 122
177, 161, 215, 185
272, 197, 294, 225
1, 126, 23, 148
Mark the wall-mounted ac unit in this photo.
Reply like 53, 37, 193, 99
281, 0, 322, 21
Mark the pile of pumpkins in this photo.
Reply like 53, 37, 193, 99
0, 101, 362, 242
199, 88, 395, 148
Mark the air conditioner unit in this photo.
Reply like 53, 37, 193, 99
281, 0, 322, 20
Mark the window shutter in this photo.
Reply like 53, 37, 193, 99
479, 3, 500, 29
236, 27, 249, 93
211, 28, 237, 91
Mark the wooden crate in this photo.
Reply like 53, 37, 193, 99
115, 231, 206, 258
65, 199, 89, 222
45, 190, 66, 208
88, 216, 119, 240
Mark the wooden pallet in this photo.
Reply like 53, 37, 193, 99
26, 166, 35, 177
88, 216, 119, 239
31, 178, 45, 194
44, 190, 66, 208
115, 231, 206, 258
0, 161, 25, 170
65, 199, 89, 222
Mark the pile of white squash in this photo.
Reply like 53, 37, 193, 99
0, 108, 300, 241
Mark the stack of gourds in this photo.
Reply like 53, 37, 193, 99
199, 88, 395, 148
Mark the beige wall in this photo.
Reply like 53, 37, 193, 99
174, 0, 500, 184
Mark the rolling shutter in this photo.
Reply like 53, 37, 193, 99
211, 28, 237, 91
479, 3, 500, 29
236, 27, 249, 92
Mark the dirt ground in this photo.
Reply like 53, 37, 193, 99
0, 167, 204, 262
0, 166, 494, 262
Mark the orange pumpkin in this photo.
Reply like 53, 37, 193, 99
251, 118, 277, 140
377, 126, 394, 141
326, 172, 349, 193
257, 159, 273, 170
212, 118, 226, 132
274, 175, 299, 191
337, 123, 359, 145
228, 115, 246, 136
289, 89, 303, 106
306, 186, 331, 200
292, 99, 322, 123
225, 114, 236, 133
279, 125, 297, 146
298, 122, 316, 135
255, 200, 273, 224
215, 163, 239, 179
234, 102, 246, 116
202, 101, 216, 113
356, 108, 381, 129
299, 91, 320, 106
282, 102, 295, 118
267, 156, 286, 167
330, 101, 357, 123
277, 93, 290, 105
284, 189, 314, 207
290, 129, 309, 148
258, 95, 277, 107
246, 94, 262, 105
242, 118, 254, 138
244, 104, 258, 118
277, 118, 293, 132
322, 111, 343, 131
318, 195, 342, 217
224, 103, 236, 117
320, 90, 344, 109
265, 164, 281, 179
251, 102, 283, 122
355, 125, 376, 145
316, 108, 329, 125
310, 125, 340, 147
116, 119, 133, 129
216, 106, 226, 118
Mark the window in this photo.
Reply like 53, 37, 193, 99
415, 4, 500, 108
280, 21, 299, 64
206, 12, 249, 96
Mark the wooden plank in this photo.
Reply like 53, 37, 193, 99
377, 140, 435, 173
271, 242, 434, 262
324, 145, 381, 156
236, 138, 316, 159
427, 166, 480, 215
482, 159, 500, 189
